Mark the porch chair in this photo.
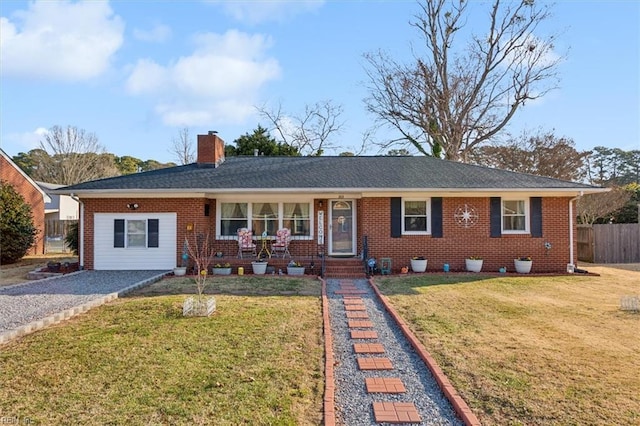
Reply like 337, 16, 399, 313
237, 228, 256, 258
271, 228, 291, 258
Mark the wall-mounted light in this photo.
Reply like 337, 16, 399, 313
319, 200, 323, 208
127, 203, 139, 210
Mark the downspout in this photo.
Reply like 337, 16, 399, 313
568, 192, 582, 272
71, 194, 84, 270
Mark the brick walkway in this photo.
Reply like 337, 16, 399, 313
322, 278, 481, 426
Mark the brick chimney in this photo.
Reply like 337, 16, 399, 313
197, 131, 225, 167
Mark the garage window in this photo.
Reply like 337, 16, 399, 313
114, 219, 159, 248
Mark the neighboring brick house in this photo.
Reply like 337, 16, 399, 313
1, 149, 50, 255
58, 132, 604, 273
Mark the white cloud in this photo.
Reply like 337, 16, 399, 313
126, 30, 281, 126
0, 1, 124, 81
4, 128, 49, 151
133, 23, 171, 43
206, 0, 324, 24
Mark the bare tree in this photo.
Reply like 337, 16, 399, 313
468, 129, 588, 181
257, 100, 345, 156
577, 188, 632, 225
169, 127, 195, 165
363, 0, 563, 161
37, 125, 119, 185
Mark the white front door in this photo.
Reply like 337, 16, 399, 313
328, 199, 356, 256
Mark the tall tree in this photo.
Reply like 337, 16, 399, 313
169, 127, 195, 165
468, 130, 588, 182
363, 0, 562, 161
227, 126, 300, 156
577, 187, 632, 225
36, 125, 119, 185
257, 100, 345, 156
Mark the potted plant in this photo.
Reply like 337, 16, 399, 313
174, 239, 189, 276
465, 256, 483, 273
251, 259, 268, 275
514, 256, 533, 274
287, 260, 305, 275
410, 256, 428, 273
213, 262, 232, 275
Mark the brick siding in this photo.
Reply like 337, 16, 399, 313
0, 155, 45, 255
81, 195, 575, 273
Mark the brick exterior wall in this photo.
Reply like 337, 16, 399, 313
81, 195, 576, 273
0, 155, 45, 255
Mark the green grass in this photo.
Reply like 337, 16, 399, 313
375, 268, 640, 426
0, 277, 323, 425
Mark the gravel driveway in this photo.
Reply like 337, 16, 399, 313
0, 270, 167, 338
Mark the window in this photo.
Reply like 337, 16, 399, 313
218, 201, 312, 238
502, 199, 529, 233
252, 202, 278, 236
220, 203, 248, 236
402, 199, 431, 234
114, 219, 159, 248
283, 202, 310, 236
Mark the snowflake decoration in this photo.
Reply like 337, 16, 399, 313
454, 204, 479, 228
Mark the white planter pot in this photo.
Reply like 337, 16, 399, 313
287, 266, 305, 276
410, 258, 428, 273
252, 261, 268, 275
514, 259, 533, 274
213, 267, 232, 275
465, 259, 483, 273
173, 267, 187, 276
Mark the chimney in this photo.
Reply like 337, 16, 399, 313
197, 131, 225, 167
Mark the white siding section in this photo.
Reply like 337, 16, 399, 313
94, 213, 176, 270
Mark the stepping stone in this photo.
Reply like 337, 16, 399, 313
345, 304, 366, 311
335, 290, 367, 295
350, 330, 378, 339
365, 377, 406, 393
372, 402, 421, 423
343, 298, 364, 305
353, 343, 385, 354
346, 312, 369, 319
348, 320, 374, 328
357, 357, 393, 370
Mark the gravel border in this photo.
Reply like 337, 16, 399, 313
327, 278, 464, 426
0, 270, 167, 345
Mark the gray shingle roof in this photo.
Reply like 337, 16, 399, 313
60, 155, 599, 192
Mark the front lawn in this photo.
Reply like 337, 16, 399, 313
375, 266, 640, 425
0, 276, 323, 425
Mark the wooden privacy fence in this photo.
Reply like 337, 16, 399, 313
577, 224, 640, 263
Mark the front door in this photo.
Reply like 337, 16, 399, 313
328, 199, 356, 256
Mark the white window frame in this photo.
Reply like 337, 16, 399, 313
217, 200, 314, 240
402, 198, 431, 235
501, 198, 530, 234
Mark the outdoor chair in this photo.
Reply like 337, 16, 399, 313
271, 228, 291, 258
237, 228, 256, 258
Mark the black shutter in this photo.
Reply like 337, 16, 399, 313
114, 219, 125, 247
390, 197, 402, 238
530, 197, 542, 237
490, 197, 502, 238
148, 219, 159, 248
431, 197, 443, 238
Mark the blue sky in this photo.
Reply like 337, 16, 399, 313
1, 0, 638, 163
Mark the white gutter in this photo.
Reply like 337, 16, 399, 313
567, 193, 582, 272
71, 194, 84, 270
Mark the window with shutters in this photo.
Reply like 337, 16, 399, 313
502, 199, 529, 234
114, 219, 159, 248
402, 199, 431, 235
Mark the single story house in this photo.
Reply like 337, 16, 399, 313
1, 148, 50, 255
57, 132, 604, 273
